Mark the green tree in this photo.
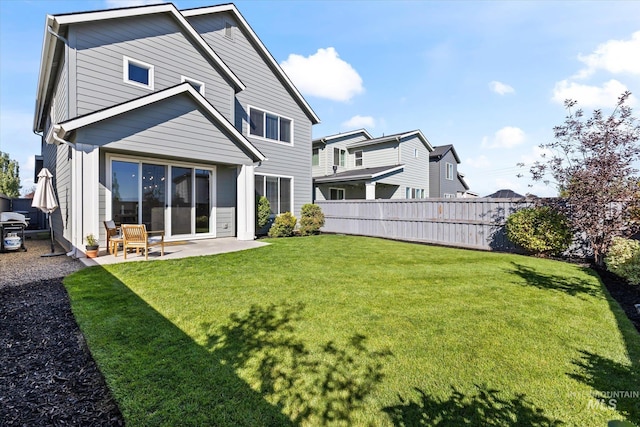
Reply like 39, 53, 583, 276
0, 151, 21, 198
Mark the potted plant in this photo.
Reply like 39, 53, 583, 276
85, 233, 99, 258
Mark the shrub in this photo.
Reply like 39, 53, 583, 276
268, 212, 297, 238
505, 206, 572, 256
299, 204, 325, 236
256, 196, 271, 230
605, 237, 640, 285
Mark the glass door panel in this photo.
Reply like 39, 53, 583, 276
141, 163, 166, 232
195, 169, 210, 234
171, 167, 192, 235
112, 160, 139, 225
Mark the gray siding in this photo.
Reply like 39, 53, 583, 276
317, 198, 530, 251
75, 94, 254, 166
216, 165, 237, 237
44, 141, 72, 251
71, 14, 234, 120
53, 53, 68, 123
430, 150, 458, 197
189, 12, 313, 218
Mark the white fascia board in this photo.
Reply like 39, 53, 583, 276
33, 15, 58, 132
58, 83, 265, 161
371, 165, 404, 179
399, 130, 434, 152
182, 4, 321, 125
319, 128, 373, 144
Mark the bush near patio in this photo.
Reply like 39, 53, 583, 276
605, 237, 640, 285
64, 235, 640, 426
268, 211, 296, 237
506, 206, 573, 256
299, 203, 324, 236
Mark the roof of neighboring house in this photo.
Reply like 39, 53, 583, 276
346, 130, 433, 151
312, 129, 373, 145
484, 189, 524, 198
47, 82, 265, 162
429, 144, 460, 163
182, 4, 320, 124
457, 172, 470, 191
313, 165, 404, 184
34, 2, 320, 132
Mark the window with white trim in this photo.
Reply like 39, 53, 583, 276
249, 107, 292, 144
224, 22, 233, 39
446, 162, 454, 180
255, 174, 292, 214
355, 150, 363, 167
333, 148, 346, 167
444, 193, 455, 198
123, 56, 154, 90
330, 188, 345, 200
414, 148, 419, 158
181, 76, 205, 95
312, 148, 319, 166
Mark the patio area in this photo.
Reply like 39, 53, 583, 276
80, 237, 268, 267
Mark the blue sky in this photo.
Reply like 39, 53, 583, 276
1, 0, 639, 197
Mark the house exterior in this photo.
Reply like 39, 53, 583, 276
33, 3, 319, 255
312, 129, 433, 200
428, 144, 473, 198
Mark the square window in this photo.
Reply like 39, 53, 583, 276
123, 57, 153, 89
330, 188, 345, 200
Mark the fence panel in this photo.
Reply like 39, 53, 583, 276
316, 198, 532, 251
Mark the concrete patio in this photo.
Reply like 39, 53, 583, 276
79, 237, 268, 267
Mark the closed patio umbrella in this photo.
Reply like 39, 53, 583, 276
32, 168, 64, 257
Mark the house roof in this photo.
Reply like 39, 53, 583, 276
457, 172, 470, 191
313, 165, 404, 184
429, 144, 460, 163
346, 130, 433, 151
484, 189, 524, 198
47, 82, 265, 162
182, 3, 320, 125
312, 128, 373, 145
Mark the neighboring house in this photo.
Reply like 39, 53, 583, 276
33, 3, 319, 255
484, 189, 525, 198
312, 129, 433, 200
428, 144, 473, 198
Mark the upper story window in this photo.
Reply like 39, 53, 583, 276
333, 148, 346, 167
414, 148, 419, 158
355, 150, 363, 167
446, 162, 454, 180
123, 56, 154, 90
312, 148, 319, 166
181, 76, 205, 95
249, 107, 293, 144
225, 22, 234, 40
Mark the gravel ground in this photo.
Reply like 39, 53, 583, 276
0, 238, 124, 426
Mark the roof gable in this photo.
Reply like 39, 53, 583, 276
313, 129, 373, 145
48, 83, 265, 162
429, 144, 461, 163
347, 130, 433, 151
182, 4, 320, 125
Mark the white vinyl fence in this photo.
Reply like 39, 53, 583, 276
316, 198, 533, 251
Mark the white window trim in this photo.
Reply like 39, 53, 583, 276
224, 22, 234, 40
446, 162, 454, 180
312, 147, 320, 166
255, 172, 295, 214
123, 56, 154, 90
329, 187, 345, 200
333, 148, 346, 167
354, 150, 363, 167
181, 76, 205, 96
247, 105, 294, 146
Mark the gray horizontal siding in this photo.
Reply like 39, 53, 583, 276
316, 198, 531, 251
189, 12, 313, 218
430, 151, 458, 197
72, 14, 233, 120
75, 94, 254, 166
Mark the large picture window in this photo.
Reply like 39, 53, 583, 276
255, 174, 292, 214
249, 107, 293, 144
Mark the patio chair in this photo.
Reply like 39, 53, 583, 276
104, 220, 123, 255
121, 224, 164, 260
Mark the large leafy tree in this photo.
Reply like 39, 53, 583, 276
528, 92, 640, 266
0, 151, 21, 198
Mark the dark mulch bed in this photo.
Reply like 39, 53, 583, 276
0, 266, 637, 426
0, 278, 123, 426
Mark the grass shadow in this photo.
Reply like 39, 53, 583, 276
509, 262, 603, 298
383, 384, 563, 426
203, 302, 392, 425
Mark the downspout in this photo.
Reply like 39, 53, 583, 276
47, 26, 68, 45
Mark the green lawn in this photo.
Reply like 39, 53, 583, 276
64, 235, 640, 426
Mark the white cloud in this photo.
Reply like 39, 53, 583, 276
489, 81, 515, 95
575, 31, 640, 79
551, 79, 636, 108
281, 47, 364, 102
481, 126, 525, 149
105, 0, 161, 7
341, 115, 375, 129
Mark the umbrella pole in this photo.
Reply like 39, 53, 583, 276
49, 213, 55, 253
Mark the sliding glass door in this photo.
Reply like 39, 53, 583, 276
111, 158, 214, 237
